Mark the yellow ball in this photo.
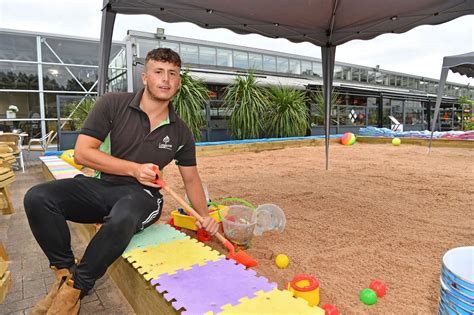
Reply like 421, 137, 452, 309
60, 149, 83, 170
392, 137, 401, 146
275, 254, 289, 269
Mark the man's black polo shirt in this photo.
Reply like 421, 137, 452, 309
80, 89, 196, 185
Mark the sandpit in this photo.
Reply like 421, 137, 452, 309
160, 143, 473, 314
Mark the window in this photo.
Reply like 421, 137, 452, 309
342, 66, 351, 80
248, 53, 263, 70
277, 57, 289, 73
312, 62, 322, 77
0, 33, 37, 61
41, 37, 122, 66
367, 97, 379, 125
352, 68, 360, 82
159, 41, 180, 53
367, 70, 376, 84
405, 100, 423, 125
401, 77, 409, 88
0, 92, 40, 119
180, 44, 199, 64
301, 61, 312, 75
390, 99, 403, 123
233, 51, 248, 69
289, 59, 301, 74
408, 77, 417, 89
337, 106, 366, 126
334, 65, 343, 79
217, 49, 232, 67
375, 72, 384, 85
199, 46, 216, 66
263, 55, 276, 72
137, 41, 158, 58
0, 62, 39, 90
395, 76, 402, 87
360, 69, 368, 83
42, 65, 98, 92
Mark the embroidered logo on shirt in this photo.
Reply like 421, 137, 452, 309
158, 135, 173, 150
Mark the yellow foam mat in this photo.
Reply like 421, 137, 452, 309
124, 238, 224, 281
217, 289, 325, 314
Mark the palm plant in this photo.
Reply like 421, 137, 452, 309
223, 71, 269, 139
310, 88, 341, 126
265, 85, 309, 138
173, 69, 209, 141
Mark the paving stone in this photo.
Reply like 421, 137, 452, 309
1, 166, 134, 315
23, 278, 46, 299
0, 296, 38, 313
80, 299, 105, 313
2, 290, 23, 305
81, 291, 99, 304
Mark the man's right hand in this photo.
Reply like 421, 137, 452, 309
133, 163, 161, 188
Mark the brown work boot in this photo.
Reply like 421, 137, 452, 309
46, 278, 81, 315
30, 267, 70, 315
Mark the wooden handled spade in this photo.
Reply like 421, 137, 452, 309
152, 166, 257, 268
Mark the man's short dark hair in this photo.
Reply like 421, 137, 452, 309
145, 48, 181, 68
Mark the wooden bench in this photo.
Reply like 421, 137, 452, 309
40, 156, 323, 314
0, 145, 15, 170
0, 167, 15, 215
0, 242, 11, 304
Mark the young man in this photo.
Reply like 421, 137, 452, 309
24, 48, 219, 314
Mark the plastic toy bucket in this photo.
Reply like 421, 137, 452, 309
438, 246, 474, 314
287, 274, 320, 306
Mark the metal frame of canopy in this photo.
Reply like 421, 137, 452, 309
429, 51, 474, 151
97, 0, 474, 169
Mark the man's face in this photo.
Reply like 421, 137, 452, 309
142, 60, 181, 102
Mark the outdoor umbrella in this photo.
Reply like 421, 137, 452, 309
429, 51, 474, 152
97, 0, 474, 169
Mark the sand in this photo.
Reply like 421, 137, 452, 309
160, 143, 473, 314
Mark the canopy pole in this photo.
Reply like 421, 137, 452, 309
321, 45, 336, 170
98, 0, 116, 96
428, 67, 448, 153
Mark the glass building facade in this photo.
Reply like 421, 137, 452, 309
0, 29, 125, 146
0, 28, 471, 144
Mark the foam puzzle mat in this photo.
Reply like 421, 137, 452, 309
41, 158, 325, 314
125, 238, 224, 281
151, 258, 276, 314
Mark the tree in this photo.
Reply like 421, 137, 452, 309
265, 85, 309, 137
172, 69, 208, 141
223, 71, 269, 139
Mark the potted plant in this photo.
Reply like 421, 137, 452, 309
6, 105, 19, 119
223, 70, 269, 140
172, 69, 209, 141
309, 88, 341, 135
265, 85, 309, 138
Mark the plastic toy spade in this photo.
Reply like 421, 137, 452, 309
152, 166, 257, 268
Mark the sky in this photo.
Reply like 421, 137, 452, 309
1, 0, 473, 85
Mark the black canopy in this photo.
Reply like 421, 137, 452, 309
98, 0, 474, 168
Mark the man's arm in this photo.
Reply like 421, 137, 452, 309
74, 134, 160, 187
178, 165, 219, 234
